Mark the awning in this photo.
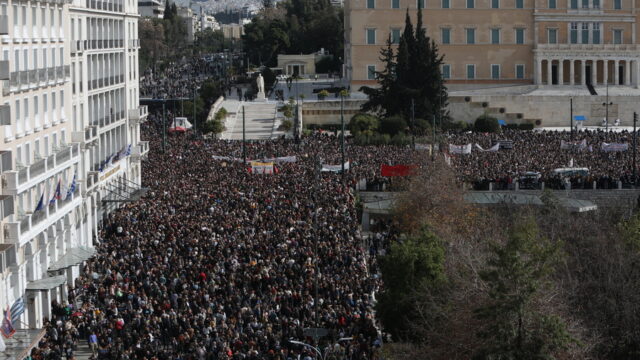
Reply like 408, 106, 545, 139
102, 177, 149, 204
498, 119, 507, 126
26, 275, 67, 291
574, 115, 587, 121
48, 247, 95, 272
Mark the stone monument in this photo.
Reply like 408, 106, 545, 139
256, 74, 266, 101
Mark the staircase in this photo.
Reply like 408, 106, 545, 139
222, 102, 278, 140
454, 96, 541, 127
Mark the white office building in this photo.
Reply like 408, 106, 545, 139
0, 0, 145, 352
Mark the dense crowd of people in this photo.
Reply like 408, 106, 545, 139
140, 56, 225, 99
29, 119, 420, 359
446, 129, 640, 189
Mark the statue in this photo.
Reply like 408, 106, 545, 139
256, 74, 266, 101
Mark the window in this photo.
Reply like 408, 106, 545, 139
467, 0, 474, 8
491, 28, 500, 44
548, 28, 557, 44
366, 28, 376, 44
442, 64, 451, 79
367, 0, 375, 8
417, 0, 425, 8
613, 29, 622, 44
592, 22, 600, 44
570, 22, 578, 43
466, 64, 475, 79
614, 0, 621, 8
515, 28, 525, 44
442, 0, 450, 7
392, 0, 400, 8
570, 0, 578, 8
582, 0, 588, 8
466, 28, 475, 44
441, 28, 451, 44
491, 64, 500, 79
367, 65, 376, 80
581, 23, 589, 43
492, 0, 499, 8
516, 64, 525, 79
548, 0, 556, 7
593, 0, 600, 8
516, 0, 523, 8
391, 28, 401, 44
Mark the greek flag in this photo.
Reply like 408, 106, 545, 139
10, 296, 24, 327
65, 175, 77, 200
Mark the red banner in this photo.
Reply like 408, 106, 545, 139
381, 164, 417, 177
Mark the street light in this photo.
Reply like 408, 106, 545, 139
289, 338, 353, 360
603, 81, 613, 132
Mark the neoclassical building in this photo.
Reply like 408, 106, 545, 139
344, 0, 640, 89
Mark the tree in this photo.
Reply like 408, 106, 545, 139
474, 114, 501, 133
474, 219, 572, 360
377, 225, 446, 340
348, 113, 379, 136
361, 9, 448, 126
379, 115, 407, 136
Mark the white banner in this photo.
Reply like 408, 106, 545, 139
321, 161, 350, 173
560, 139, 587, 151
601, 142, 629, 152
250, 162, 275, 174
262, 156, 297, 163
475, 143, 500, 152
449, 144, 472, 155
212, 155, 244, 162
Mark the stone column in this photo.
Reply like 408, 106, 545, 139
592, 59, 598, 85
581, 60, 586, 85
536, 58, 542, 85
547, 59, 553, 85
625, 60, 631, 85
614, 59, 619, 85
603, 59, 608, 85
558, 59, 564, 85
635, 60, 640, 88
570, 59, 575, 85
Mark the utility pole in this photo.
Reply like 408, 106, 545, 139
162, 101, 167, 153
570, 98, 574, 140
603, 82, 613, 132
340, 91, 345, 179
411, 98, 415, 150
242, 106, 247, 164
634, 112, 638, 183
431, 114, 436, 161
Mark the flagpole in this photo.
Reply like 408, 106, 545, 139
242, 106, 247, 164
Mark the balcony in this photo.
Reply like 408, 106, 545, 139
128, 105, 148, 124
0, 15, 8, 35
0, 151, 12, 174
71, 126, 98, 145
0, 104, 10, 126
2, 144, 80, 195
534, 43, 640, 53
71, 40, 84, 54
3, 188, 80, 244
131, 141, 149, 161
82, 171, 99, 196
128, 39, 140, 49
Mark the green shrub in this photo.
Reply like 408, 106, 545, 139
505, 123, 519, 130
474, 114, 501, 133
349, 113, 380, 136
280, 119, 293, 131
390, 133, 411, 146
380, 115, 407, 136
202, 119, 225, 134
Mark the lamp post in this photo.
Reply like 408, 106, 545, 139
410, 98, 415, 150
603, 81, 613, 132
289, 338, 353, 360
340, 90, 347, 179
634, 112, 638, 183
570, 97, 574, 140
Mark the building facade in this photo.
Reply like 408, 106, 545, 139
137, 0, 162, 18
344, 0, 640, 89
0, 0, 145, 341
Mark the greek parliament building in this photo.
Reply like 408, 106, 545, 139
344, 0, 640, 126
0, 0, 147, 351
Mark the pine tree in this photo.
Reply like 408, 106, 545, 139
473, 219, 573, 360
361, 37, 400, 117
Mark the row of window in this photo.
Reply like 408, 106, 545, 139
14, 131, 66, 168
365, 27, 526, 45
4, 46, 64, 72
8, 90, 66, 139
365, 63, 526, 80
5, 4, 65, 40
365, 0, 622, 9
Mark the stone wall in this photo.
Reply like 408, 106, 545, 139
474, 189, 640, 211
301, 99, 367, 126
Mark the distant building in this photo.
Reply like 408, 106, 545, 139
200, 12, 220, 31
138, 0, 165, 18
221, 23, 244, 39
178, 7, 198, 42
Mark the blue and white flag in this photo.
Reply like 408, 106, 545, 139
65, 175, 77, 200
10, 296, 24, 326
125, 144, 132, 156
50, 180, 61, 205
34, 193, 44, 212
